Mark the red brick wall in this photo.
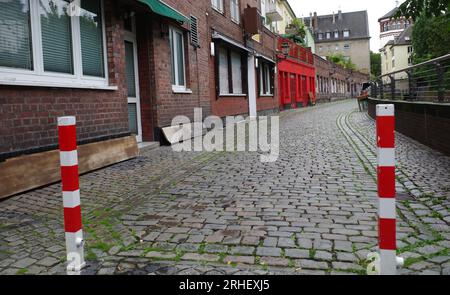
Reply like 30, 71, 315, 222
136, 14, 156, 142
314, 54, 369, 103
255, 28, 278, 113
209, 0, 278, 117
148, 0, 211, 130
0, 0, 129, 157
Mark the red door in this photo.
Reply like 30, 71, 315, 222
301, 76, 307, 106
279, 72, 284, 109
290, 74, 297, 108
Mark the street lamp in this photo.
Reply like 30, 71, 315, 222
281, 42, 290, 56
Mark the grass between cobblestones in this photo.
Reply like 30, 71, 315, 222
338, 109, 449, 272
1, 101, 447, 275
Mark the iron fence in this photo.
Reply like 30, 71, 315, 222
371, 54, 450, 103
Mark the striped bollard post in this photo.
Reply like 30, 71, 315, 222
58, 116, 86, 272
376, 105, 403, 275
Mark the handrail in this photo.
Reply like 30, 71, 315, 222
378, 53, 450, 78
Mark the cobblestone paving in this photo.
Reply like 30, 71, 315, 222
1, 100, 449, 275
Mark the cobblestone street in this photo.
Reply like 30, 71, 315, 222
1, 100, 449, 275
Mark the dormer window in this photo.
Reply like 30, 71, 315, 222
318, 33, 323, 40
343, 30, 350, 38
326, 32, 331, 39
334, 31, 339, 38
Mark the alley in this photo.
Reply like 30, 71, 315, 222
0, 100, 449, 275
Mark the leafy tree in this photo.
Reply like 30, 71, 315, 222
289, 18, 306, 40
412, 14, 450, 62
370, 51, 381, 79
394, 0, 449, 20
284, 19, 307, 45
328, 53, 357, 70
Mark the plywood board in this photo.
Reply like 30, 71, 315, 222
0, 136, 138, 199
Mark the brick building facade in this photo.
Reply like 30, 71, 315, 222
0, 0, 213, 155
0, 0, 369, 198
314, 54, 369, 103
208, 0, 278, 118
0, 0, 211, 198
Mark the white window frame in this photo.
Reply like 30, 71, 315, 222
230, 0, 240, 24
0, 0, 113, 90
211, 0, 224, 13
259, 62, 273, 96
326, 32, 331, 39
334, 31, 339, 38
218, 45, 245, 96
169, 26, 190, 93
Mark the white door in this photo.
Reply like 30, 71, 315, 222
124, 31, 142, 143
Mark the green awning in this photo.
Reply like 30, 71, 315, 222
138, 0, 189, 23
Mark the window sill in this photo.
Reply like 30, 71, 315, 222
0, 78, 118, 91
219, 93, 247, 97
211, 7, 224, 15
172, 86, 193, 94
259, 94, 274, 97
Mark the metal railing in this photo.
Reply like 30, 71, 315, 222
371, 54, 450, 103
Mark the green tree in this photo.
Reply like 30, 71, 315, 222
394, 0, 449, 20
328, 53, 357, 70
284, 19, 307, 45
370, 51, 381, 79
412, 14, 450, 62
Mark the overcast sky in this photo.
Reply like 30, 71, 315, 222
289, 0, 405, 52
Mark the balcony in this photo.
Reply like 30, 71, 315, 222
265, 1, 283, 22
277, 37, 314, 65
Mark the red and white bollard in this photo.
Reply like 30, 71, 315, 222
58, 116, 86, 272
376, 104, 403, 275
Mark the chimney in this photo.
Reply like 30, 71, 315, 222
309, 12, 313, 28
313, 12, 318, 30
332, 11, 335, 23
338, 10, 342, 20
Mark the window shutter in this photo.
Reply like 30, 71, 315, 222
256, 59, 261, 97
270, 65, 275, 95
241, 53, 248, 96
214, 42, 220, 99
218, 46, 229, 94
80, 0, 105, 77
0, 0, 33, 70
40, 0, 74, 74
231, 50, 242, 94
190, 15, 199, 47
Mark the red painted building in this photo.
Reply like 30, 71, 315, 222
277, 37, 316, 109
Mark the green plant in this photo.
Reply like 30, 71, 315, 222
328, 53, 357, 70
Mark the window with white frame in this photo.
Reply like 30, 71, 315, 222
334, 31, 339, 38
0, 0, 108, 88
169, 27, 186, 89
318, 33, 323, 40
211, 0, 223, 13
230, 0, 240, 23
259, 60, 273, 96
217, 44, 245, 95
326, 32, 331, 39
343, 30, 350, 37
